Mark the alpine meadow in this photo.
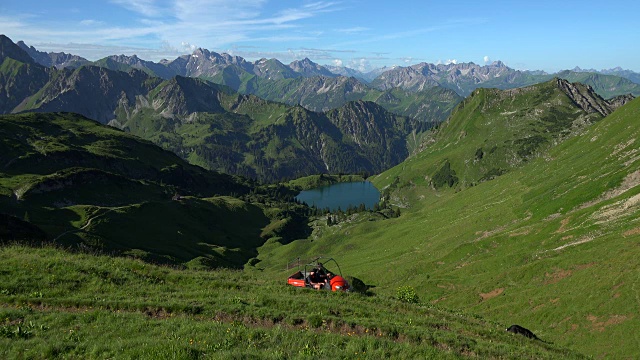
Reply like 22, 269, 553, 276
1, 1, 640, 357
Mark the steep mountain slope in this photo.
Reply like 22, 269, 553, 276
363, 86, 463, 126
0, 35, 50, 113
116, 77, 417, 182
257, 86, 640, 358
394, 78, 624, 188
16, 65, 162, 124
0, 112, 307, 268
241, 75, 372, 112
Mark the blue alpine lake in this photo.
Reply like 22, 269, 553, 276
295, 181, 381, 211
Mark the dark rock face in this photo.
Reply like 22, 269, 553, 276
607, 94, 635, 110
556, 78, 612, 116
555, 78, 634, 116
25, 66, 161, 124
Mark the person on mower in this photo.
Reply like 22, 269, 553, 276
309, 267, 327, 289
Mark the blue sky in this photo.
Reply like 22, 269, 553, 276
1, 0, 639, 72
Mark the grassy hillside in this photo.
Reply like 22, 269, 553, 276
255, 91, 640, 357
0, 112, 309, 268
0, 245, 584, 359
375, 79, 607, 189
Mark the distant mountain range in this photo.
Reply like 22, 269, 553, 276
14, 37, 640, 101
16, 41, 90, 69
0, 35, 422, 182
0, 33, 637, 183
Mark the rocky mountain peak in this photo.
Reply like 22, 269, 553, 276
108, 54, 141, 64
289, 58, 335, 78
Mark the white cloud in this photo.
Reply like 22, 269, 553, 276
181, 41, 198, 52
349, 58, 371, 72
445, 59, 457, 65
1, 1, 342, 62
79, 19, 105, 27
337, 27, 369, 34
483, 55, 490, 63
332, 59, 343, 67
110, 0, 163, 17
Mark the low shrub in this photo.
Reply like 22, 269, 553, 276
396, 286, 419, 304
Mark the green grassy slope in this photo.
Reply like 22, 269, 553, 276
0, 112, 309, 268
256, 92, 640, 357
0, 245, 584, 359
375, 79, 606, 189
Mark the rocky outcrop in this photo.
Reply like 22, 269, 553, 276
607, 94, 635, 110
555, 78, 634, 116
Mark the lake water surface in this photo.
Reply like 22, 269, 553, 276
295, 181, 380, 211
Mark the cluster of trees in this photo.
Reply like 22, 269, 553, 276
324, 203, 401, 226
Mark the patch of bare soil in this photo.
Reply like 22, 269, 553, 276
574, 262, 596, 270
555, 217, 571, 233
509, 229, 530, 237
544, 268, 573, 284
474, 226, 507, 242
586, 314, 629, 332
479, 288, 504, 301
623, 227, 640, 237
